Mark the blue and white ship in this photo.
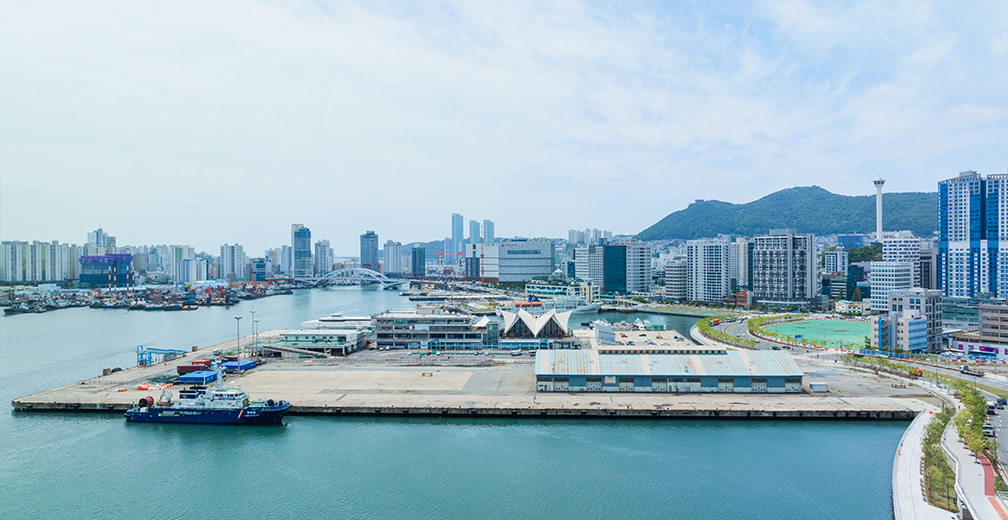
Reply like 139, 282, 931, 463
125, 377, 291, 425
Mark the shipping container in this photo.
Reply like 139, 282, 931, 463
223, 360, 257, 371
176, 365, 203, 375
178, 371, 218, 384
192, 359, 212, 367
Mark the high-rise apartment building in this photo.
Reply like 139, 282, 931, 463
483, 220, 495, 243
265, 248, 281, 275
729, 237, 749, 289
751, 229, 818, 305
220, 244, 247, 281
469, 220, 481, 244
315, 240, 333, 275
360, 231, 378, 271
0, 240, 81, 283
292, 224, 312, 277
451, 213, 464, 253
384, 240, 402, 275
869, 261, 914, 312
883, 231, 922, 287
938, 171, 1008, 298
664, 260, 687, 300
280, 245, 291, 276
824, 251, 849, 275
686, 237, 730, 303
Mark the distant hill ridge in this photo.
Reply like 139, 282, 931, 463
636, 186, 936, 240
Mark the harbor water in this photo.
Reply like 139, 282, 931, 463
1, 286, 906, 519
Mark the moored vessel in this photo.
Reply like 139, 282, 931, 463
124, 378, 290, 425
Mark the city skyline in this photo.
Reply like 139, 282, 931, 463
1, 2, 1005, 255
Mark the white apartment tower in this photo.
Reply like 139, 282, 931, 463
824, 250, 849, 275
686, 237, 731, 303
220, 244, 247, 281
664, 260, 687, 300
883, 231, 922, 287
870, 261, 914, 312
729, 237, 749, 288
384, 240, 403, 275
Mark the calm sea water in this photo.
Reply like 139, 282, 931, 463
1, 287, 905, 519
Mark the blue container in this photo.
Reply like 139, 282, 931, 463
178, 371, 218, 384
223, 360, 257, 371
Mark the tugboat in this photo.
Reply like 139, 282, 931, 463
124, 375, 291, 425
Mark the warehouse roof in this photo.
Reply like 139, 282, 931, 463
535, 350, 804, 378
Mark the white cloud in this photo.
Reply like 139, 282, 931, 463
0, 0, 1005, 253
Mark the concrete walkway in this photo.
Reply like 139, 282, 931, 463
892, 405, 957, 519
919, 380, 1008, 520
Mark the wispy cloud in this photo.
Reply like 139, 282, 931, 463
1, 0, 1004, 253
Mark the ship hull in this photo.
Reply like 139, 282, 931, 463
124, 403, 291, 425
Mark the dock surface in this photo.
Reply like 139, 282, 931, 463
12, 335, 923, 420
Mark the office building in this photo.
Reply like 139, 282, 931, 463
919, 244, 938, 290
883, 231, 922, 287
573, 245, 604, 284
751, 229, 818, 306
219, 244, 247, 281
664, 260, 687, 300
384, 240, 402, 275
411, 245, 426, 276
498, 239, 554, 283
871, 312, 927, 352
451, 213, 464, 253
265, 248, 282, 275
686, 237, 731, 303
360, 231, 379, 271
79, 253, 133, 288
951, 303, 1008, 362
483, 219, 495, 243
601, 240, 651, 295
292, 224, 312, 277
315, 240, 334, 275
869, 261, 913, 312
824, 251, 849, 275
465, 243, 499, 281
938, 171, 1008, 298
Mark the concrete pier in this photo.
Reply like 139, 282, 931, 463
11, 334, 923, 421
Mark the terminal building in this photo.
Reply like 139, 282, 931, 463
373, 309, 488, 349
534, 349, 804, 393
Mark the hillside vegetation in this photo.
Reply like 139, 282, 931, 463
637, 186, 936, 240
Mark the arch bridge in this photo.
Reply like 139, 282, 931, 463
296, 268, 406, 289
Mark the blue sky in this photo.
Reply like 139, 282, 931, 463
1, 1, 1005, 255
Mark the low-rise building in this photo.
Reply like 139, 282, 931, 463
373, 309, 485, 349
534, 350, 804, 393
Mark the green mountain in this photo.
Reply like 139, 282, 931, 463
636, 186, 937, 240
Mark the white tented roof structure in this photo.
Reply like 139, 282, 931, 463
500, 309, 572, 338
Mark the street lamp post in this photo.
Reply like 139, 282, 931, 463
250, 310, 257, 353
254, 319, 260, 358
234, 316, 242, 361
